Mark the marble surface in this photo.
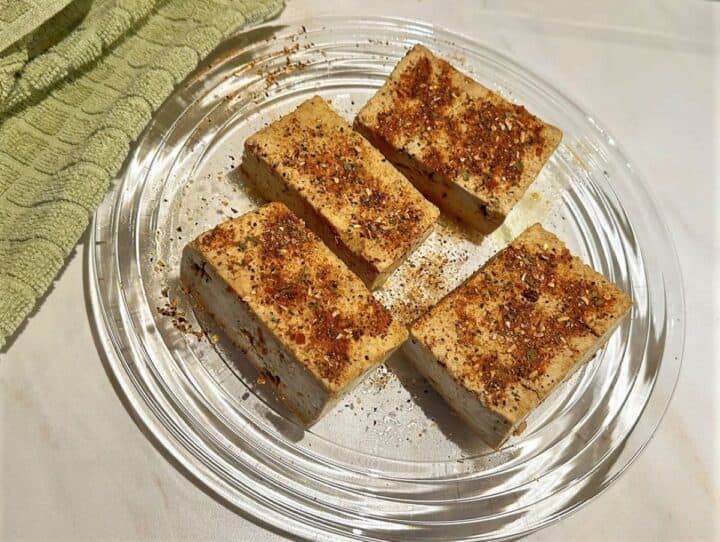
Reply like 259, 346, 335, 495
1, 1, 717, 540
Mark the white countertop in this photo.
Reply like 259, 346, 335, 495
1, 1, 717, 540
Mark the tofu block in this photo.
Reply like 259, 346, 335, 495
181, 202, 408, 425
242, 96, 439, 289
407, 224, 631, 448
354, 45, 562, 234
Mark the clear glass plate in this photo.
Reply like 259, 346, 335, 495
89, 17, 684, 541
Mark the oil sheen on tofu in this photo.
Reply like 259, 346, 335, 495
181, 202, 408, 425
407, 223, 631, 448
242, 96, 439, 289
355, 45, 562, 234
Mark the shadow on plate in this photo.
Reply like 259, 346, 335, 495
176, 276, 306, 444
388, 345, 494, 457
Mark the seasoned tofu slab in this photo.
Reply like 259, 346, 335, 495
181, 202, 408, 425
407, 224, 631, 448
354, 45, 562, 234
242, 96, 439, 289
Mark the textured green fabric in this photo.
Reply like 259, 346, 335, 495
0, 0, 75, 55
0, 0, 284, 348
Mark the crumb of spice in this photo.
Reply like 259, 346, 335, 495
157, 299, 204, 339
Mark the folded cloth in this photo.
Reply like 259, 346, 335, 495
0, 0, 284, 348
0, 0, 75, 56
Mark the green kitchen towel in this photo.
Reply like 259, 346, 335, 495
0, 0, 285, 348
0, 0, 76, 54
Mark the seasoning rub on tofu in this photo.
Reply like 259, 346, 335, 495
181, 202, 408, 425
354, 45, 562, 234
407, 224, 631, 448
242, 96, 439, 289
